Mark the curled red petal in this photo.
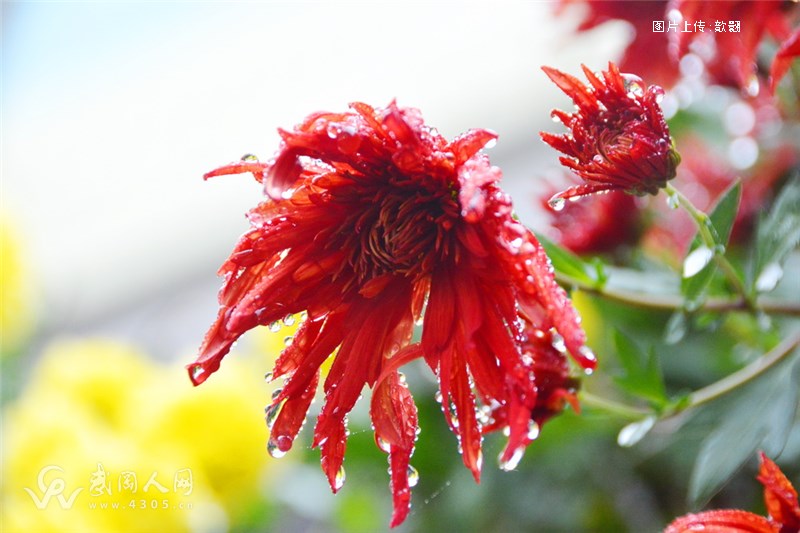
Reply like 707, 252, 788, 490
757, 452, 800, 529
664, 510, 778, 533
370, 372, 419, 528
203, 160, 269, 182
267, 371, 319, 455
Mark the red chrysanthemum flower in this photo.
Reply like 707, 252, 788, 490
188, 101, 595, 527
556, 0, 680, 89
664, 452, 800, 533
540, 62, 680, 208
670, 0, 799, 94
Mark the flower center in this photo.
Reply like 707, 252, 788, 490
336, 181, 459, 281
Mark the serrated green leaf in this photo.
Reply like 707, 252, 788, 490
687, 352, 800, 506
750, 175, 800, 294
681, 182, 742, 309
536, 233, 601, 288
611, 330, 667, 408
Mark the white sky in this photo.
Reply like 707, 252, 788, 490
2, 1, 625, 330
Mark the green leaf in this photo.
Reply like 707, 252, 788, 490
536, 233, 601, 288
611, 330, 668, 409
687, 351, 800, 506
750, 175, 800, 294
681, 182, 742, 310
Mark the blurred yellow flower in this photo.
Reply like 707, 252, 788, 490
0, 216, 34, 355
2, 336, 284, 532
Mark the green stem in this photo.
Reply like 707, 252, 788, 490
677, 329, 800, 412
554, 270, 800, 316
580, 330, 800, 421
664, 183, 757, 311
579, 391, 650, 419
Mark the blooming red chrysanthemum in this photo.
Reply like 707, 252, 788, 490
188, 101, 595, 527
669, 0, 799, 94
540, 63, 680, 209
556, 0, 680, 89
664, 451, 800, 533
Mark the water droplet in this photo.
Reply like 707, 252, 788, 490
283, 336, 293, 347
526, 421, 540, 441
484, 138, 497, 149
621, 73, 645, 97
397, 372, 407, 384
617, 416, 656, 447
407, 465, 419, 487
550, 331, 566, 353
683, 246, 714, 278
376, 436, 391, 453
434, 390, 443, 403
744, 75, 760, 97
283, 314, 295, 327
498, 446, 524, 472
579, 345, 597, 367
264, 371, 274, 383
265, 402, 281, 429
755, 262, 783, 292
269, 321, 281, 333
666, 192, 680, 210
241, 153, 259, 162
548, 196, 566, 212
190, 365, 204, 381
592, 154, 604, 164
267, 437, 286, 458
333, 465, 346, 491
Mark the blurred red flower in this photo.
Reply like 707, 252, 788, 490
556, 0, 680, 89
541, 62, 680, 206
664, 452, 800, 533
540, 173, 641, 255
188, 101, 595, 526
670, 0, 799, 94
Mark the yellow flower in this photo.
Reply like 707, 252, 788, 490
0, 216, 34, 355
2, 337, 282, 532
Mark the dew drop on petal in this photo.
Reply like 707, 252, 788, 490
190, 365, 204, 382
265, 407, 279, 430
241, 153, 259, 162
269, 321, 281, 333
434, 390, 443, 403
407, 465, 420, 487
527, 420, 540, 441
621, 73, 645, 97
498, 447, 524, 472
548, 196, 566, 212
283, 314, 295, 326
376, 436, 391, 453
264, 371, 274, 383
334, 465, 346, 491
267, 437, 286, 458
283, 336, 293, 347
550, 329, 566, 353
744, 75, 760, 97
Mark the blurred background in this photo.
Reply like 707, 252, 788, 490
5, 2, 793, 532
